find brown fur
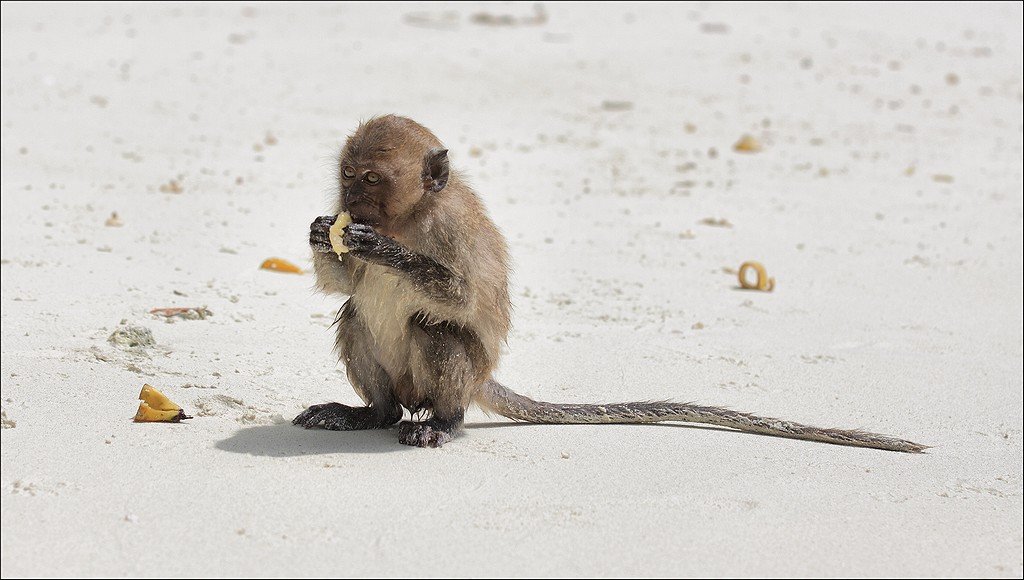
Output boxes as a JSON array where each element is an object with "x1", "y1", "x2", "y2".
[
  {"x1": 299, "y1": 115, "x2": 926, "y2": 453},
  {"x1": 303, "y1": 115, "x2": 509, "y2": 444}
]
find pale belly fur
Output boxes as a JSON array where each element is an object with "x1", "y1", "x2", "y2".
[{"x1": 350, "y1": 265, "x2": 420, "y2": 383}]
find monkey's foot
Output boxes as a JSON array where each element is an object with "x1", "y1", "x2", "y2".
[
  {"x1": 398, "y1": 420, "x2": 454, "y2": 448},
  {"x1": 293, "y1": 402, "x2": 391, "y2": 430}
]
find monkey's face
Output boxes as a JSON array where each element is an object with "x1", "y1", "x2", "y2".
[
  {"x1": 338, "y1": 146, "x2": 450, "y2": 238},
  {"x1": 337, "y1": 115, "x2": 451, "y2": 237},
  {"x1": 338, "y1": 152, "x2": 419, "y2": 237}
]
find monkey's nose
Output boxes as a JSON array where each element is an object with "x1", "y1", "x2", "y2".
[{"x1": 345, "y1": 189, "x2": 371, "y2": 210}]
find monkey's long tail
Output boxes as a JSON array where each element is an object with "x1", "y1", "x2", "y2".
[{"x1": 476, "y1": 379, "x2": 927, "y2": 453}]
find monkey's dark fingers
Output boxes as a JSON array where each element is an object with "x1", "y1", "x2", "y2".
[
  {"x1": 309, "y1": 230, "x2": 336, "y2": 253},
  {"x1": 345, "y1": 222, "x2": 376, "y2": 235},
  {"x1": 342, "y1": 226, "x2": 380, "y2": 253},
  {"x1": 398, "y1": 421, "x2": 454, "y2": 448},
  {"x1": 310, "y1": 228, "x2": 332, "y2": 244},
  {"x1": 310, "y1": 215, "x2": 336, "y2": 235},
  {"x1": 293, "y1": 402, "x2": 352, "y2": 428}
]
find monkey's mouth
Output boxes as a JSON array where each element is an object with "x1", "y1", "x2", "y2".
[{"x1": 345, "y1": 206, "x2": 384, "y2": 228}]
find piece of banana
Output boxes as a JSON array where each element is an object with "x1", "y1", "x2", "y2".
[
  {"x1": 329, "y1": 212, "x2": 353, "y2": 256},
  {"x1": 134, "y1": 384, "x2": 190, "y2": 423}
]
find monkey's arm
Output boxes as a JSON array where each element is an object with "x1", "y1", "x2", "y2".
[
  {"x1": 309, "y1": 215, "x2": 355, "y2": 296},
  {"x1": 343, "y1": 223, "x2": 467, "y2": 306}
]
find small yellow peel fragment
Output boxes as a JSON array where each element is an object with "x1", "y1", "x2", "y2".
[
  {"x1": 329, "y1": 212, "x2": 353, "y2": 255},
  {"x1": 259, "y1": 257, "x2": 304, "y2": 274},
  {"x1": 738, "y1": 261, "x2": 775, "y2": 292},
  {"x1": 733, "y1": 134, "x2": 762, "y2": 153}
]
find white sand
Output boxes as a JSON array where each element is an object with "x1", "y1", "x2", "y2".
[{"x1": 2, "y1": 2, "x2": 1021, "y2": 577}]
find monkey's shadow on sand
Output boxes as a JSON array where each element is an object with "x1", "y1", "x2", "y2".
[
  {"x1": 215, "y1": 421, "x2": 563, "y2": 457},
  {"x1": 215, "y1": 423, "x2": 410, "y2": 456},
  {"x1": 215, "y1": 422, "x2": 749, "y2": 457}
]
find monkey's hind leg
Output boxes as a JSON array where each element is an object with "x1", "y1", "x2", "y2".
[
  {"x1": 398, "y1": 318, "x2": 485, "y2": 448},
  {"x1": 294, "y1": 302, "x2": 403, "y2": 431}
]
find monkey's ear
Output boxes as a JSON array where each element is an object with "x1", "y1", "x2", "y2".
[{"x1": 422, "y1": 148, "x2": 450, "y2": 193}]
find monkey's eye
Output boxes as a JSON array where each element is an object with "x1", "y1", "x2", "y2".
[
  {"x1": 342, "y1": 166, "x2": 356, "y2": 179},
  {"x1": 365, "y1": 172, "x2": 381, "y2": 185}
]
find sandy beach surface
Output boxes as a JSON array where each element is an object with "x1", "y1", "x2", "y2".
[{"x1": 2, "y1": 2, "x2": 1021, "y2": 577}]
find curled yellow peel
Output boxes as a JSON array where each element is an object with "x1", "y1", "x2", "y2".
[
  {"x1": 259, "y1": 257, "x2": 304, "y2": 274},
  {"x1": 134, "y1": 401, "x2": 188, "y2": 423},
  {"x1": 738, "y1": 261, "x2": 775, "y2": 292},
  {"x1": 134, "y1": 385, "x2": 190, "y2": 423},
  {"x1": 329, "y1": 212, "x2": 353, "y2": 255},
  {"x1": 140, "y1": 384, "x2": 182, "y2": 411}
]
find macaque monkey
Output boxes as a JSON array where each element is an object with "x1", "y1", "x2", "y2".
[{"x1": 296, "y1": 115, "x2": 925, "y2": 452}]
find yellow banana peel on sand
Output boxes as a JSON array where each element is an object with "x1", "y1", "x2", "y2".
[
  {"x1": 738, "y1": 261, "x2": 775, "y2": 292},
  {"x1": 259, "y1": 257, "x2": 304, "y2": 274},
  {"x1": 133, "y1": 384, "x2": 191, "y2": 423}
]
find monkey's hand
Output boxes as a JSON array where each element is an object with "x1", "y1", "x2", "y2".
[
  {"x1": 309, "y1": 215, "x2": 337, "y2": 253},
  {"x1": 342, "y1": 223, "x2": 402, "y2": 265},
  {"x1": 344, "y1": 223, "x2": 468, "y2": 306}
]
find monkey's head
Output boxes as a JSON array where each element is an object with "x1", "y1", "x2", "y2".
[{"x1": 337, "y1": 115, "x2": 450, "y2": 236}]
